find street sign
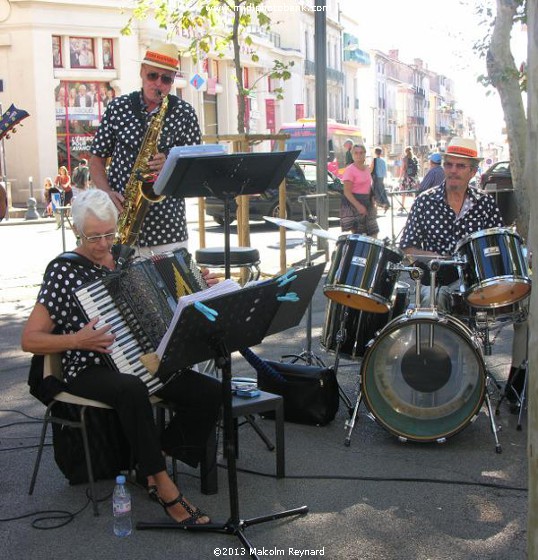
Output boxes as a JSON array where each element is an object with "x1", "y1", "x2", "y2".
[{"x1": 190, "y1": 73, "x2": 206, "y2": 90}]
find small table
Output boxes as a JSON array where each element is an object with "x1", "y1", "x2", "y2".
[{"x1": 194, "y1": 390, "x2": 285, "y2": 495}]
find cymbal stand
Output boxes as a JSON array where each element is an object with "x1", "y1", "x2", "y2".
[{"x1": 282, "y1": 196, "x2": 327, "y2": 367}]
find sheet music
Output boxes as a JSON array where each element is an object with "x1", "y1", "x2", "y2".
[
  {"x1": 156, "y1": 278, "x2": 241, "y2": 358},
  {"x1": 153, "y1": 144, "x2": 228, "y2": 195}
]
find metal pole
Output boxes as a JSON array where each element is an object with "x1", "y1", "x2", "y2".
[{"x1": 314, "y1": 1, "x2": 328, "y2": 252}]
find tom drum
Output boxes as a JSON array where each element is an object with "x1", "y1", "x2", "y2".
[
  {"x1": 324, "y1": 234, "x2": 403, "y2": 313},
  {"x1": 455, "y1": 227, "x2": 531, "y2": 308}
]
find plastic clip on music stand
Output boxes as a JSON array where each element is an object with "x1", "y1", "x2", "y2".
[
  {"x1": 137, "y1": 268, "x2": 323, "y2": 559},
  {"x1": 154, "y1": 150, "x2": 300, "y2": 279}
]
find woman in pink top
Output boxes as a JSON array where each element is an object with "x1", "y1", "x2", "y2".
[{"x1": 340, "y1": 144, "x2": 379, "y2": 237}]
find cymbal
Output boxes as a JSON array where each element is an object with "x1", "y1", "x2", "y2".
[{"x1": 264, "y1": 216, "x2": 338, "y2": 240}]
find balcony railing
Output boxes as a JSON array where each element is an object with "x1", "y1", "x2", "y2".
[{"x1": 305, "y1": 60, "x2": 344, "y2": 83}]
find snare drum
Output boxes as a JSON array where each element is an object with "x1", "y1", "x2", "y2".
[
  {"x1": 455, "y1": 227, "x2": 531, "y2": 308},
  {"x1": 361, "y1": 310, "x2": 486, "y2": 443},
  {"x1": 321, "y1": 282, "x2": 409, "y2": 360},
  {"x1": 324, "y1": 234, "x2": 403, "y2": 313}
]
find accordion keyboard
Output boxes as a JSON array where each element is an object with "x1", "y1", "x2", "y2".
[{"x1": 74, "y1": 248, "x2": 207, "y2": 394}]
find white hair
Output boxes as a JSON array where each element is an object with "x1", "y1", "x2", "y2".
[{"x1": 71, "y1": 189, "x2": 118, "y2": 230}]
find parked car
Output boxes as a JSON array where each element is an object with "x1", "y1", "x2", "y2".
[
  {"x1": 480, "y1": 161, "x2": 512, "y2": 190},
  {"x1": 479, "y1": 160, "x2": 515, "y2": 226},
  {"x1": 204, "y1": 160, "x2": 343, "y2": 225}
]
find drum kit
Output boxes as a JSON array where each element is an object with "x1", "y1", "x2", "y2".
[
  {"x1": 321, "y1": 227, "x2": 531, "y2": 453},
  {"x1": 265, "y1": 216, "x2": 531, "y2": 453}
]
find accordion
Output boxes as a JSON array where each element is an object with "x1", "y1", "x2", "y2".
[{"x1": 74, "y1": 248, "x2": 207, "y2": 394}]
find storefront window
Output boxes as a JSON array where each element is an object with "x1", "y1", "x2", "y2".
[{"x1": 55, "y1": 80, "x2": 115, "y2": 171}]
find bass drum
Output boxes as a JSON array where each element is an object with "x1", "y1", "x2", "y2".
[
  {"x1": 321, "y1": 282, "x2": 409, "y2": 360},
  {"x1": 361, "y1": 311, "x2": 486, "y2": 443}
]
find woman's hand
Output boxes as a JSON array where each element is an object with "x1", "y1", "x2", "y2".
[
  {"x1": 201, "y1": 267, "x2": 219, "y2": 287},
  {"x1": 73, "y1": 317, "x2": 115, "y2": 353},
  {"x1": 355, "y1": 202, "x2": 367, "y2": 216}
]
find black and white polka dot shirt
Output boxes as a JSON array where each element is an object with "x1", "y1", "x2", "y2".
[
  {"x1": 38, "y1": 259, "x2": 112, "y2": 381},
  {"x1": 90, "y1": 91, "x2": 201, "y2": 247},
  {"x1": 400, "y1": 182, "x2": 503, "y2": 255}
]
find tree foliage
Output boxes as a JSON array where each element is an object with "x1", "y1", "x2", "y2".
[
  {"x1": 472, "y1": 0, "x2": 529, "y2": 237},
  {"x1": 122, "y1": 0, "x2": 294, "y2": 134}
]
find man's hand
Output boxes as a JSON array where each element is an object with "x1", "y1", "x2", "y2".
[
  {"x1": 105, "y1": 190, "x2": 124, "y2": 213},
  {"x1": 148, "y1": 152, "x2": 166, "y2": 173}
]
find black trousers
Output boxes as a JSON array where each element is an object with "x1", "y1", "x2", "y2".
[{"x1": 67, "y1": 366, "x2": 222, "y2": 477}]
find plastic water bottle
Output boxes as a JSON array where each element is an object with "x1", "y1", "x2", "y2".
[{"x1": 112, "y1": 474, "x2": 132, "y2": 537}]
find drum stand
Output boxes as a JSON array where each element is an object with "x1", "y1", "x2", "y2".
[
  {"x1": 429, "y1": 262, "x2": 503, "y2": 453},
  {"x1": 342, "y1": 264, "x2": 422, "y2": 447},
  {"x1": 495, "y1": 320, "x2": 529, "y2": 431},
  {"x1": 496, "y1": 360, "x2": 528, "y2": 431},
  {"x1": 330, "y1": 306, "x2": 360, "y2": 418}
]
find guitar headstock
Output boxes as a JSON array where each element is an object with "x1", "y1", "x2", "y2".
[{"x1": 0, "y1": 104, "x2": 30, "y2": 141}]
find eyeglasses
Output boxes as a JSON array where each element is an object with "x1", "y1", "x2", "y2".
[
  {"x1": 145, "y1": 72, "x2": 175, "y2": 85},
  {"x1": 80, "y1": 231, "x2": 116, "y2": 244},
  {"x1": 443, "y1": 162, "x2": 473, "y2": 170}
]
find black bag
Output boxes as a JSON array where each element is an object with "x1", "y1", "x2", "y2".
[
  {"x1": 257, "y1": 361, "x2": 339, "y2": 426},
  {"x1": 51, "y1": 402, "x2": 131, "y2": 485}
]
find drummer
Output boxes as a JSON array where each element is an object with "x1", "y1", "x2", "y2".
[
  {"x1": 400, "y1": 136, "x2": 527, "y2": 408},
  {"x1": 400, "y1": 136, "x2": 502, "y2": 308}
]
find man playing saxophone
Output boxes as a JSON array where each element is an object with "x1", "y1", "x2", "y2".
[{"x1": 90, "y1": 41, "x2": 201, "y2": 255}]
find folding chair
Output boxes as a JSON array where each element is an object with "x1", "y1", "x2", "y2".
[{"x1": 28, "y1": 354, "x2": 116, "y2": 516}]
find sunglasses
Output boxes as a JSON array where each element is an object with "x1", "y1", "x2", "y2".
[
  {"x1": 145, "y1": 71, "x2": 175, "y2": 85},
  {"x1": 443, "y1": 162, "x2": 472, "y2": 170},
  {"x1": 80, "y1": 231, "x2": 116, "y2": 244}
]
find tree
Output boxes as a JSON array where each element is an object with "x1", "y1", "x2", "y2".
[
  {"x1": 123, "y1": 0, "x2": 294, "y2": 134},
  {"x1": 475, "y1": 0, "x2": 529, "y2": 237}
]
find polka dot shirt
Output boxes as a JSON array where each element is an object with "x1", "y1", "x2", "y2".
[
  {"x1": 400, "y1": 182, "x2": 504, "y2": 255},
  {"x1": 38, "y1": 259, "x2": 110, "y2": 381},
  {"x1": 90, "y1": 92, "x2": 201, "y2": 247}
]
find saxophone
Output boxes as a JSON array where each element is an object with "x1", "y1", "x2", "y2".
[{"x1": 116, "y1": 93, "x2": 169, "y2": 246}]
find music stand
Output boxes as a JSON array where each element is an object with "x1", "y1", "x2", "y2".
[
  {"x1": 137, "y1": 274, "x2": 316, "y2": 558},
  {"x1": 155, "y1": 151, "x2": 300, "y2": 278}
]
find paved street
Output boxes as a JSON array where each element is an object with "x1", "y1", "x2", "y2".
[{"x1": 0, "y1": 198, "x2": 528, "y2": 559}]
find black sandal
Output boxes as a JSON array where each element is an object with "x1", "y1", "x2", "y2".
[{"x1": 157, "y1": 492, "x2": 210, "y2": 525}]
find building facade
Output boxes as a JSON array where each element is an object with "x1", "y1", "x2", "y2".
[{"x1": 0, "y1": 0, "x2": 475, "y2": 206}]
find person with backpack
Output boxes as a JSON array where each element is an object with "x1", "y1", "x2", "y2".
[{"x1": 72, "y1": 158, "x2": 90, "y2": 197}]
